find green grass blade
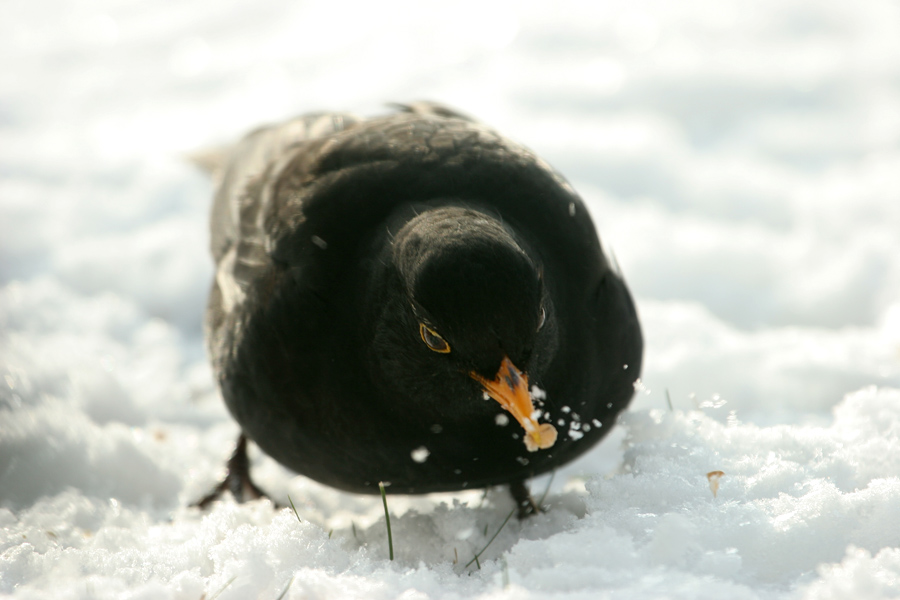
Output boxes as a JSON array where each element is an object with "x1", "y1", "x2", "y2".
[
  {"x1": 466, "y1": 507, "x2": 515, "y2": 569},
  {"x1": 379, "y1": 481, "x2": 394, "y2": 561},
  {"x1": 207, "y1": 575, "x2": 237, "y2": 600},
  {"x1": 287, "y1": 494, "x2": 302, "y2": 523},
  {"x1": 275, "y1": 576, "x2": 294, "y2": 600}
]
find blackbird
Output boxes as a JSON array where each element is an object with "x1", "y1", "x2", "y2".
[{"x1": 196, "y1": 102, "x2": 642, "y2": 516}]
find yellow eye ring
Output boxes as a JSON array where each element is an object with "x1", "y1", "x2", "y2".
[{"x1": 419, "y1": 323, "x2": 451, "y2": 353}]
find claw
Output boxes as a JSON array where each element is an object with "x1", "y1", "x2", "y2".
[
  {"x1": 509, "y1": 479, "x2": 543, "y2": 519},
  {"x1": 193, "y1": 434, "x2": 280, "y2": 509}
]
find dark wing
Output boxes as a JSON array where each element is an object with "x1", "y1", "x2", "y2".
[
  {"x1": 209, "y1": 113, "x2": 359, "y2": 274},
  {"x1": 205, "y1": 112, "x2": 359, "y2": 370}
]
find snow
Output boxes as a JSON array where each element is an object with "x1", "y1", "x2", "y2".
[{"x1": 2, "y1": 0, "x2": 900, "y2": 597}]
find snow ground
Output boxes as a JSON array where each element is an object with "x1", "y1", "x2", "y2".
[{"x1": 2, "y1": 0, "x2": 900, "y2": 597}]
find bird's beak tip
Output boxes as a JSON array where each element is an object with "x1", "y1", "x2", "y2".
[{"x1": 470, "y1": 356, "x2": 558, "y2": 451}]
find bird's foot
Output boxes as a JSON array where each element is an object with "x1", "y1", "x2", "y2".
[
  {"x1": 509, "y1": 479, "x2": 544, "y2": 519},
  {"x1": 193, "y1": 434, "x2": 280, "y2": 509}
]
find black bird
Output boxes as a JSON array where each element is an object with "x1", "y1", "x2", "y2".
[{"x1": 196, "y1": 103, "x2": 642, "y2": 516}]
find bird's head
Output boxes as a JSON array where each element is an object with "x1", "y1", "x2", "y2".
[{"x1": 368, "y1": 206, "x2": 558, "y2": 452}]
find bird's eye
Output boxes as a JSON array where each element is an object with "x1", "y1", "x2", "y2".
[
  {"x1": 537, "y1": 306, "x2": 547, "y2": 331},
  {"x1": 420, "y1": 323, "x2": 451, "y2": 353}
]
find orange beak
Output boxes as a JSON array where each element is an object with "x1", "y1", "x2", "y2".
[{"x1": 470, "y1": 356, "x2": 558, "y2": 452}]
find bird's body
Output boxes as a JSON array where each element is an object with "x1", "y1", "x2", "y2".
[{"x1": 203, "y1": 104, "x2": 642, "y2": 503}]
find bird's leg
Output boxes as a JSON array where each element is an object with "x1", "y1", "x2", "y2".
[
  {"x1": 193, "y1": 434, "x2": 278, "y2": 509},
  {"x1": 508, "y1": 479, "x2": 542, "y2": 519}
]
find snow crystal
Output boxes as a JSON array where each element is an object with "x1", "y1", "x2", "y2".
[{"x1": 410, "y1": 446, "x2": 430, "y2": 463}]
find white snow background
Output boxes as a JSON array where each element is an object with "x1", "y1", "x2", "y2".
[{"x1": 3, "y1": 0, "x2": 900, "y2": 597}]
